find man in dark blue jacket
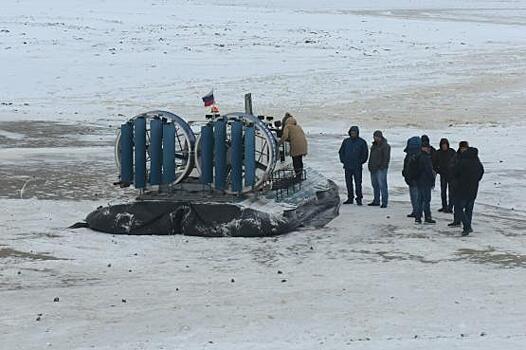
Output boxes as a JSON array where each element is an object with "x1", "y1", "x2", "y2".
[
  {"x1": 339, "y1": 126, "x2": 368, "y2": 205},
  {"x1": 415, "y1": 142, "x2": 436, "y2": 224}
]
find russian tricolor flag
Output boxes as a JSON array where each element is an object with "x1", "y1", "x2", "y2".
[{"x1": 202, "y1": 90, "x2": 215, "y2": 107}]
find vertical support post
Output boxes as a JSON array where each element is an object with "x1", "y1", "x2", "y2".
[
  {"x1": 244, "y1": 124, "x2": 256, "y2": 187},
  {"x1": 120, "y1": 121, "x2": 134, "y2": 184},
  {"x1": 231, "y1": 120, "x2": 243, "y2": 193},
  {"x1": 162, "y1": 121, "x2": 176, "y2": 184},
  {"x1": 244, "y1": 93, "x2": 253, "y2": 115},
  {"x1": 134, "y1": 116, "x2": 147, "y2": 189},
  {"x1": 149, "y1": 117, "x2": 162, "y2": 185},
  {"x1": 200, "y1": 124, "x2": 214, "y2": 184},
  {"x1": 214, "y1": 119, "x2": 226, "y2": 191}
]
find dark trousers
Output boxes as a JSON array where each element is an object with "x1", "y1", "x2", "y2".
[
  {"x1": 440, "y1": 175, "x2": 453, "y2": 210},
  {"x1": 344, "y1": 168, "x2": 363, "y2": 200},
  {"x1": 457, "y1": 198, "x2": 475, "y2": 230},
  {"x1": 292, "y1": 156, "x2": 303, "y2": 177},
  {"x1": 415, "y1": 185, "x2": 432, "y2": 220}
]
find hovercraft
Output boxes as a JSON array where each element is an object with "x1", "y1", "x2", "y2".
[{"x1": 79, "y1": 107, "x2": 340, "y2": 237}]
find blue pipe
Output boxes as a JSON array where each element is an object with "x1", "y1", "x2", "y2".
[
  {"x1": 214, "y1": 119, "x2": 227, "y2": 190},
  {"x1": 119, "y1": 121, "x2": 134, "y2": 184},
  {"x1": 149, "y1": 117, "x2": 163, "y2": 185},
  {"x1": 244, "y1": 125, "x2": 256, "y2": 187},
  {"x1": 200, "y1": 124, "x2": 214, "y2": 184},
  {"x1": 134, "y1": 116, "x2": 147, "y2": 189},
  {"x1": 231, "y1": 121, "x2": 243, "y2": 193},
  {"x1": 162, "y1": 121, "x2": 176, "y2": 184}
]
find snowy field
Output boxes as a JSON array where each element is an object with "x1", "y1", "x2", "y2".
[{"x1": 1, "y1": 0, "x2": 526, "y2": 349}]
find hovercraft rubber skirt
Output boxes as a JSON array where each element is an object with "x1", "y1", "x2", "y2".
[{"x1": 83, "y1": 179, "x2": 340, "y2": 237}]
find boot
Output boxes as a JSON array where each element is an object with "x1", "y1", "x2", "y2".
[
  {"x1": 415, "y1": 218, "x2": 422, "y2": 224},
  {"x1": 368, "y1": 202, "x2": 380, "y2": 207},
  {"x1": 407, "y1": 213, "x2": 415, "y2": 218},
  {"x1": 461, "y1": 227, "x2": 473, "y2": 236},
  {"x1": 343, "y1": 198, "x2": 353, "y2": 205},
  {"x1": 438, "y1": 208, "x2": 445, "y2": 212},
  {"x1": 448, "y1": 222, "x2": 461, "y2": 227},
  {"x1": 356, "y1": 198, "x2": 362, "y2": 206},
  {"x1": 424, "y1": 217, "x2": 436, "y2": 224}
]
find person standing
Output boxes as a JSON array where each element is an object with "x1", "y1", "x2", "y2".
[
  {"x1": 448, "y1": 141, "x2": 469, "y2": 227},
  {"x1": 452, "y1": 146, "x2": 484, "y2": 236},
  {"x1": 402, "y1": 136, "x2": 422, "y2": 217},
  {"x1": 339, "y1": 126, "x2": 369, "y2": 205},
  {"x1": 421, "y1": 134, "x2": 436, "y2": 156},
  {"x1": 415, "y1": 143, "x2": 436, "y2": 224},
  {"x1": 434, "y1": 138, "x2": 456, "y2": 213},
  {"x1": 368, "y1": 130, "x2": 390, "y2": 208},
  {"x1": 280, "y1": 113, "x2": 308, "y2": 179}
]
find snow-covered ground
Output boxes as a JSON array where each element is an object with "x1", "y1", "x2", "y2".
[{"x1": 1, "y1": 1, "x2": 525, "y2": 349}]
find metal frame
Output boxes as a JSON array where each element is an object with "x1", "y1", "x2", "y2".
[{"x1": 114, "y1": 110, "x2": 196, "y2": 187}]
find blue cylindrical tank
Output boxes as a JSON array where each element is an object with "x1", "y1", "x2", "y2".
[
  {"x1": 134, "y1": 116, "x2": 147, "y2": 189},
  {"x1": 149, "y1": 117, "x2": 163, "y2": 185},
  {"x1": 231, "y1": 121, "x2": 243, "y2": 193},
  {"x1": 162, "y1": 121, "x2": 176, "y2": 184},
  {"x1": 244, "y1": 125, "x2": 256, "y2": 187},
  {"x1": 214, "y1": 119, "x2": 227, "y2": 190},
  {"x1": 200, "y1": 124, "x2": 214, "y2": 184},
  {"x1": 120, "y1": 121, "x2": 134, "y2": 184}
]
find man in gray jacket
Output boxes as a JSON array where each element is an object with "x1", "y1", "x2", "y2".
[{"x1": 368, "y1": 130, "x2": 391, "y2": 208}]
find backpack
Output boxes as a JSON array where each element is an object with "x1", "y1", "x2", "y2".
[{"x1": 405, "y1": 153, "x2": 420, "y2": 182}]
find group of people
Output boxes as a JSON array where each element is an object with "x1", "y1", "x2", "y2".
[
  {"x1": 338, "y1": 127, "x2": 484, "y2": 236},
  {"x1": 402, "y1": 136, "x2": 484, "y2": 235},
  {"x1": 278, "y1": 114, "x2": 485, "y2": 236}
]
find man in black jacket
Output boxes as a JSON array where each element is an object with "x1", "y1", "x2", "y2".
[
  {"x1": 448, "y1": 141, "x2": 468, "y2": 227},
  {"x1": 368, "y1": 130, "x2": 391, "y2": 208},
  {"x1": 434, "y1": 138, "x2": 456, "y2": 213},
  {"x1": 453, "y1": 146, "x2": 484, "y2": 236}
]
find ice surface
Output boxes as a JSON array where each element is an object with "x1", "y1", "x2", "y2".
[{"x1": 1, "y1": 0, "x2": 526, "y2": 349}]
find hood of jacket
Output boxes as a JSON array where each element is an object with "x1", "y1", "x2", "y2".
[
  {"x1": 439, "y1": 138, "x2": 450, "y2": 148},
  {"x1": 285, "y1": 116, "x2": 297, "y2": 126},
  {"x1": 348, "y1": 125, "x2": 359, "y2": 137},
  {"x1": 462, "y1": 147, "x2": 479, "y2": 159},
  {"x1": 404, "y1": 136, "x2": 421, "y2": 154}
]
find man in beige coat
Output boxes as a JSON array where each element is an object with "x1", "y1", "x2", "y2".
[{"x1": 280, "y1": 113, "x2": 308, "y2": 178}]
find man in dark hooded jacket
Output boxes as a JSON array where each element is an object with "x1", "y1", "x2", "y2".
[
  {"x1": 434, "y1": 138, "x2": 456, "y2": 213},
  {"x1": 368, "y1": 130, "x2": 390, "y2": 208},
  {"x1": 448, "y1": 141, "x2": 469, "y2": 227},
  {"x1": 452, "y1": 146, "x2": 484, "y2": 236},
  {"x1": 402, "y1": 136, "x2": 421, "y2": 217},
  {"x1": 415, "y1": 143, "x2": 436, "y2": 224},
  {"x1": 339, "y1": 126, "x2": 368, "y2": 205}
]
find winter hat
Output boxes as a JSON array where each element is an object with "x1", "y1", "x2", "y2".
[
  {"x1": 459, "y1": 141, "x2": 469, "y2": 148},
  {"x1": 439, "y1": 138, "x2": 450, "y2": 147},
  {"x1": 373, "y1": 130, "x2": 383, "y2": 138},
  {"x1": 404, "y1": 136, "x2": 421, "y2": 153}
]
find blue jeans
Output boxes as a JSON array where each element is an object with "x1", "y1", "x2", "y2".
[
  {"x1": 409, "y1": 185, "x2": 419, "y2": 215},
  {"x1": 344, "y1": 168, "x2": 363, "y2": 200},
  {"x1": 415, "y1": 185, "x2": 432, "y2": 220},
  {"x1": 457, "y1": 198, "x2": 475, "y2": 230},
  {"x1": 370, "y1": 168, "x2": 388, "y2": 206}
]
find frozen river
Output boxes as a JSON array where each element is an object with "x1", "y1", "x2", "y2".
[{"x1": 1, "y1": 1, "x2": 526, "y2": 349}]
